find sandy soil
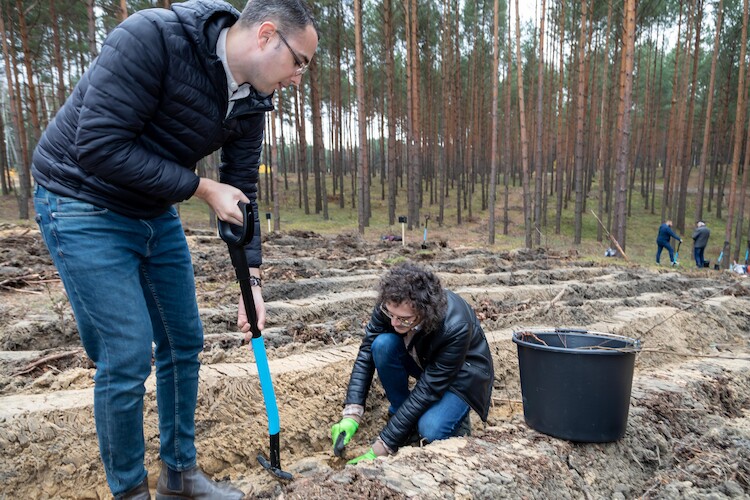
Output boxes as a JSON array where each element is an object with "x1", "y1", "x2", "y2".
[{"x1": 0, "y1": 223, "x2": 749, "y2": 499}]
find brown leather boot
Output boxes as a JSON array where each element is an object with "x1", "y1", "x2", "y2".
[
  {"x1": 155, "y1": 465, "x2": 244, "y2": 500},
  {"x1": 114, "y1": 477, "x2": 150, "y2": 500}
]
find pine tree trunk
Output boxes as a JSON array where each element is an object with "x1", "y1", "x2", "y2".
[
  {"x1": 573, "y1": 0, "x2": 588, "y2": 244},
  {"x1": 514, "y1": 0, "x2": 532, "y2": 248},
  {"x1": 696, "y1": 0, "x2": 723, "y2": 222},
  {"x1": 488, "y1": 0, "x2": 500, "y2": 244},
  {"x1": 86, "y1": 0, "x2": 97, "y2": 58},
  {"x1": 310, "y1": 57, "x2": 328, "y2": 220},
  {"x1": 384, "y1": 0, "x2": 396, "y2": 225},
  {"x1": 596, "y1": 0, "x2": 613, "y2": 243},
  {"x1": 554, "y1": 0, "x2": 566, "y2": 235},
  {"x1": 612, "y1": 0, "x2": 637, "y2": 253},
  {"x1": 272, "y1": 97, "x2": 281, "y2": 231},
  {"x1": 723, "y1": 0, "x2": 749, "y2": 266},
  {"x1": 675, "y1": 0, "x2": 698, "y2": 233},
  {"x1": 354, "y1": 0, "x2": 367, "y2": 234},
  {"x1": 0, "y1": 2, "x2": 23, "y2": 199},
  {"x1": 533, "y1": 0, "x2": 546, "y2": 245}
]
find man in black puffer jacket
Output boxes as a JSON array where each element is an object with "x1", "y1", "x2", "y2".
[
  {"x1": 31, "y1": 1, "x2": 318, "y2": 498},
  {"x1": 331, "y1": 262, "x2": 495, "y2": 463}
]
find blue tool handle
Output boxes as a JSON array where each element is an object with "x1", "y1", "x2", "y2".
[{"x1": 252, "y1": 336, "x2": 280, "y2": 435}]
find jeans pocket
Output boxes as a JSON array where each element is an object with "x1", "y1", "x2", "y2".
[{"x1": 53, "y1": 197, "x2": 109, "y2": 217}]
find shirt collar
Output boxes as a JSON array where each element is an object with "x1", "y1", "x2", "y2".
[{"x1": 217, "y1": 28, "x2": 251, "y2": 102}]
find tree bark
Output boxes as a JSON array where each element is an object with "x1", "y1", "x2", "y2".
[
  {"x1": 488, "y1": 0, "x2": 500, "y2": 244},
  {"x1": 723, "y1": 0, "x2": 749, "y2": 267},
  {"x1": 514, "y1": 0, "x2": 532, "y2": 248},
  {"x1": 573, "y1": 0, "x2": 588, "y2": 245},
  {"x1": 612, "y1": 0, "x2": 637, "y2": 253},
  {"x1": 354, "y1": 0, "x2": 367, "y2": 234},
  {"x1": 596, "y1": 0, "x2": 613, "y2": 243},
  {"x1": 695, "y1": 0, "x2": 723, "y2": 223},
  {"x1": 87, "y1": 0, "x2": 97, "y2": 58},
  {"x1": 533, "y1": 0, "x2": 546, "y2": 245}
]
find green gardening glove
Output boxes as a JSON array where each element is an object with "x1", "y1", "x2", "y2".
[
  {"x1": 347, "y1": 448, "x2": 377, "y2": 465},
  {"x1": 331, "y1": 418, "x2": 359, "y2": 456}
]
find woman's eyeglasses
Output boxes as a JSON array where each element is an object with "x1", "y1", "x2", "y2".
[{"x1": 380, "y1": 303, "x2": 418, "y2": 327}]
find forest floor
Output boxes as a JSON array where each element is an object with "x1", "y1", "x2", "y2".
[{"x1": 0, "y1": 203, "x2": 749, "y2": 499}]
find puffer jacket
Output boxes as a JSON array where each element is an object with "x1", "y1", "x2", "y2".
[
  {"x1": 31, "y1": 0, "x2": 271, "y2": 266},
  {"x1": 344, "y1": 290, "x2": 495, "y2": 451}
]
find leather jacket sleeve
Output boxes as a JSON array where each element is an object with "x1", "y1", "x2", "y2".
[{"x1": 379, "y1": 314, "x2": 472, "y2": 450}]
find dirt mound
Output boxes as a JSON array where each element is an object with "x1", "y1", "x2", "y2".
[{"x1": 0, "y1": 225, "x2": 748, "y2": 499}]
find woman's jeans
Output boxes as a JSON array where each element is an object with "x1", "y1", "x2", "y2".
[
  {"x1": 371, "y1": 333, "x2": 470, "y2": 442},
  {"x1": 34, "y1": 185, "x2": 203, "y2": 495}
]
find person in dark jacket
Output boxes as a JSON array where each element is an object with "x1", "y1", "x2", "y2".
[
  {"x1": 330, "y1": 263, "x2": 494, "y2": 463},
  {"x1": 656, "y1": 220, "x2": 682, "y2": 265},
  {"x1": 692, "y1": 221, "x2": 711, "y2": 268},
  {"x1": 31, "y1": 1, "x2": 318, "y2": 498}
]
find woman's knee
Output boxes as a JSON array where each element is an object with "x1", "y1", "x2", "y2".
[
  {"x1": 371, "y1": 333, "x2": 404, "y2": 361},
  {"x1": 417, "y1": 418, "x2": 452, "y2": 443}
]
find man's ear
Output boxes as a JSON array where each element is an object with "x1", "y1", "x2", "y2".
[{"x1": 257, "y1": 21, "x2": 277, "y2": 50}]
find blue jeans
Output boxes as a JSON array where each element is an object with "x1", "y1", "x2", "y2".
[
  {"x1": 371, "y1": 333, "x2": 470, "y2": 442},
  {"x1": 656, "y1": 242, "x2": 674, "y2": 264},
  {"x1": 694, "y1": 247, "x2": 706, "y2": 268},
  {"x1": 34, "y1": 185, "x2": 203, "y2": 495}
]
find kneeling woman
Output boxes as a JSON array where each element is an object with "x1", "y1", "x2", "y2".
[{"x1": 331, "y1": 262, "x2": 495, "y2": 462}]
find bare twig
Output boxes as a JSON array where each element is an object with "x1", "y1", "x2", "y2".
[
  {"x1": 517, "y1": 331, "x2": 549, "y2": 346},
  {"x1": 12, "y1": 349, "x2": 84, "y2": 376}
]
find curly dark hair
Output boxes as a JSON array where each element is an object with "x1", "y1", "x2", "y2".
[{"x1": 378, "y1": 262, "x2": 447, "y2": 333}]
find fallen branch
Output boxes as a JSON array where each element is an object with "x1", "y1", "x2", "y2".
[
  {"x1": 12, "y1": 348, "x2": 84, "y2": 376},
  {"x1": 591, "y1": 209, "x2": 628, "y2": 261},
  {"x1": 543, "y1": 285, "x2": 568, "y2": 313}
]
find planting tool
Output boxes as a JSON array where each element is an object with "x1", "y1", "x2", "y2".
[
  {"x1": 219, "y1": 202, "x2": 293, "y2": 481},
  {"x1": 715, "y1": 242, "x2": 728, "y2": 270},
  {"x1": 333, "y1": 432, "x2": 346, "y2": 457},
  {"x1": 672, "y1": 240, "x2": 681, "y2": 267},
  {"x1": 421, "y1": 215, "x2": 430, "y2": 249}
]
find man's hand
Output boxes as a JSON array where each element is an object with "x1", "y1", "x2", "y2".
[
  {"x1": 330, "y1": 417, "x2": 359, "y2": 452},
  {"x1": 347, "y1": 448, "x2": 377, "y2": 465},
  {"x1": 194, "y1": 178, "x2": 249, "y2": 226},
  {"x1": 238, "y1": 282, "x2": 265, "y2": 342}
]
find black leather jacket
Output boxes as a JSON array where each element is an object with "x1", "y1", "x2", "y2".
[
  {"x1": 31, "y1": 0, "x2": 271, "y2": 266},
  {"x1": 344, "y1": 290, "x2": 494, "y2": 451}
]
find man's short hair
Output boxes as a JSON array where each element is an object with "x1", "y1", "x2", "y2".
[{"x1": 240, "y1": 0, "x2": 319, "y2": 37}]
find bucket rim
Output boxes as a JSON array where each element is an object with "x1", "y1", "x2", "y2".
[{"x1": 512, "y1": 327, "x2": 642, "y2": 354}]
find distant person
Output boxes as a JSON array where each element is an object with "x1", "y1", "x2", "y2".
[
  {"x1": 31, "y1": 0, "x2": 318, "y2": 498},
  {"x1": 330, "y1": 262, "x2": 494, "y2": 463},
  {"x1": 656, "y1": 220, "x2": 682, "y2": 266},
  {"x1": 691, "y1": 221, "x2": 710, "y2": 268}
]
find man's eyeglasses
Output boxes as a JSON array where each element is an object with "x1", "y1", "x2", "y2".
[
  {"x1": 277, "y1": 31, "x2": 309, "y2": 76},
  {"x1": 380, "y1": 303, "x2": 418, "y2": 328}
]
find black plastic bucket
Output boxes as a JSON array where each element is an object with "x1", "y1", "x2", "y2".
[{"x1": 512, "y1": 328, "x2": 641, "y2": 442}]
